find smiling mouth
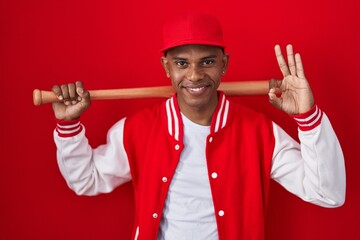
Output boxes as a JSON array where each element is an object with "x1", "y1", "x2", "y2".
[
  {"x1": 187, "y1": 86, "x2": 206, "y2": 92},
  {"x1": 183, "y1": 85, "x2": 211, "y2": 94}
]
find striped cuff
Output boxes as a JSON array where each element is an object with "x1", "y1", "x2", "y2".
[
  {"x1": 56, "y1": 119, "x2": 83, "y2": 137},
  {"x1": 292, "y1": 105, "x2": 323, "y2": 131}
]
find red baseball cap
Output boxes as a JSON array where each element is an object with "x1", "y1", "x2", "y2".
[{"x1": 161, "y1": 12, "x2": 225, "y2": 53}]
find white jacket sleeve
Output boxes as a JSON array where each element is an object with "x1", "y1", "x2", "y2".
[
  {"x1": 271, "y1": 106, "x2": 346, "y2": 207},
  {"x1": 54, "y1": 118, "x2": 131, "y2": 196}
]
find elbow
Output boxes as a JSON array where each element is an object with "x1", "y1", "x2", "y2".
[
  {"x1": 66, "y1": 178, "x2": 99, "y2": 196},
  {"x1": 68, "y1": 183, "x2": 91, "y2": 196},
  {"x1": 329, "y1": 194, "x2": 346, "y2": 208},
  {"x1": 72, "y1": 187, "x2": 93, "y2": 196},
  {"x1": 327, "y1": 181, "x2": 347, "y2": 208},
  {"x1": 303, "y1": 187, "x2": 346, "y2": 208},
  {"x1": 71, "y1": 185, "x2": 99, "y2": 196},
  {"x1": 317, "y1": 191, "x2": 346, "y2": 208},
  {"x1": 309, "y1": 196, "x2": 345, "y2": 208},
  {"x1": 325, "y1": 199, "x2": 345, "y2": 208}
]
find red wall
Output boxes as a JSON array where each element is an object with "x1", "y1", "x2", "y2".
[{"x1": 1, "y1": 0, "x2": 359, "y2": 239}]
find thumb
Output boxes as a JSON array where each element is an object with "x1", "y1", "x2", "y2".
[
  {"x1": 77, "y1": 86, "x2": 90, "y2": 99},
  {"x1": 75, "y1": 81, "x2": 91, "y2": 113},
  {"x1": 268, "y1": 88, "x2": 283, "y2": 110},
  {"x1": 75, "y1": 81, "x2": 90, "y2": 102}
]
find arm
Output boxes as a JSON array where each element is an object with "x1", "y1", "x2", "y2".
[
  {"x1": 268, "y1": 45, "x2": 346, "y2": 207},
  {"x1": 52, "y1": 82, "x2": 131, "y2": 196},
  {"x1": 54, "y1": 118, "x2": 131, "y2": 196},
  {"x1": 271, "y1": 107, "x2": 345, "y2": 207}
]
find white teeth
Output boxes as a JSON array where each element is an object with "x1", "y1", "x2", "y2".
[{"x1": 189, "y1": 87, "x2": 204, "y2": 92}]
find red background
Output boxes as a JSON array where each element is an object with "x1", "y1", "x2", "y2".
[{"x1": 1, "y1": 0, "x2": 359, "y2": 239}]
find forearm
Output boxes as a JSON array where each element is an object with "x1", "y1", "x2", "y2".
[
  {"x1": 297, "y1": 113, "x2": 345, "y2": 206},
  {"x1": 271, "y1": 106, "x2": 346, "y2": 207},
  {"x1": 54, "y1": 118, "x2": 132, "y2": 196}
]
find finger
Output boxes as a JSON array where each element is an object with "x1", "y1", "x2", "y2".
[
  {"x1": 269, "y1": 86, "x2": 282, "y2": 97},
  {"x1": 75, "y1": 81, "x2": 83, "y2": 101},
  {"x1": 76, "y1": 80, "x2": 84, "y2": 88},
  {"x1": 76, "y1": 81, "x2": 91, "y2": 104},
  {"x1": 75, "y1": 81, "x2": 85, "y2": 94},
  {"x1": 60, "y1": 84, "x2": 71, "y2": 105},
  {"x1": 295, "y1": 53, "x2": 306, "y2": 79},
  {"x1": 268, "y1": 91, "x2": 283, "y2": 110},
  {"x1": 275, "y1": 45, "x2": 290, "y2": 77},
  {"x1": 52, "y1": 85, "x2": 63, "y2": 101},
  {"x1": 286, "y1": 44, "x2": 296, "y2": 76},
  {"x1": 68, "y1": 83, "x2": 77, "y2": 104},
  {"x1": 76, "y1": 81, "x2": 85, "y2": 99},
  {"x1": 269, "y1": 78, "x2": 282, "y2": 90}
]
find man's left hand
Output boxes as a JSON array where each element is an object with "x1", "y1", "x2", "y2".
[{"x1": 269, "y1": 44, "x2": 315, "y2": 115}]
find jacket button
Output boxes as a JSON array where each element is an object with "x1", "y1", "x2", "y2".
[
  {"x1": 162, "y1": 177, "x2": 168, "y2": 182},
  {"x1": 153, "y1": 213, "x2": 158, "y2": 218},
  {"x1": 211, "y1": 172, "x2": 218, "y2": 179},
  {"x1": 218, "y1": 210, "x2": 225, "y2": 217},
  {"x1": 209, "y1": 137, "x2": 213, "y2": 143},
  {"x1": 175, "y1": 144, "x2": 180, "y2": 150}
]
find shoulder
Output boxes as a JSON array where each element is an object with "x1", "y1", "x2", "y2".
[
  {"x1": 123, "y1": 100, "x2": 168, "y2": 133},
  {"x1": 122, "y1": 100, "x2": 169, "y2": 148},
  {"x1": 226, "y1": 99, "x2": 274, "y2": 132},
  {"x1": 225, "y1": 100, "x2": 276, "y2": 147},
  {"x1": 229, "y1": 99, "x2": 269, "y2": 121},
  {"x1": 126, "y1": 100, "x2": 164, "y2": 121}
]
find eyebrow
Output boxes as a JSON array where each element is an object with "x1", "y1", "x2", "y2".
[{"x1": 171, "y1": 55, "x2": 218, "y2": 61}]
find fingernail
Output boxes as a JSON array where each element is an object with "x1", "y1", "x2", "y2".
[
  {"x1": 78, "y1": 88, "x2": 84, "y2": 94},
  {"x1": 58, "y1": 96, "x2": 63, "y2": 100},
  {"x1": 72, "y1": 100, "x2": 77, "y2": 105}
]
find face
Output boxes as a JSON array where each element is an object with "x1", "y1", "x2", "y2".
[{"x1": 161, "y1": 44, "x2": 229, "y2": 114}]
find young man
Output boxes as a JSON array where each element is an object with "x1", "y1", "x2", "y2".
[{"x1": 52, "y1": 13, "x2": 345, "y2": 240}]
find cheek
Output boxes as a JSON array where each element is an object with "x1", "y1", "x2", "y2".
[
  {"x1": 169, "y1": 69, "x2": 185, "y2": 85},
  {"x1": 170, "y1": 71, "x2": 184, "y2": 79},
  {"x1": 209, "y1": 69, "x2": 223, "y2": 82}
]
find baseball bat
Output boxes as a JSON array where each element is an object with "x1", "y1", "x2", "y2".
[{"x1": 33, "y1": 80, "x2": 269, "y2": 106}]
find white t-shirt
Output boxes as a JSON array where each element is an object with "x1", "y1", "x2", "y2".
[{"x1": 158, "y1": 114, "x2": 218, "y2": 240}]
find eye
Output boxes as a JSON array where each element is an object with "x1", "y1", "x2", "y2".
[
  {"x1": 202, "y1": 59, "x2": 215, "y2": 66},
  {"x1": 175, "y1": 60, "x2": 188, "y2": 68}
]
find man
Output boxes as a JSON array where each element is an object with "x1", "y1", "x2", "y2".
[{"x1": 52, "y1": 12, "x2": 345, "y2": 240}]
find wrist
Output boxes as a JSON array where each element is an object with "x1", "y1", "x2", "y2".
[
  {"x1": 292, "y1": 104, "x2": 323, "y2": 131},
  {"x1": 55, "y1": 118, "x2": 82, "y2": 137}
]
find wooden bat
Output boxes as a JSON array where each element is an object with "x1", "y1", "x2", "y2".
[{"x1": 33, "y1": 80, "x2": 269, "y2": 106}]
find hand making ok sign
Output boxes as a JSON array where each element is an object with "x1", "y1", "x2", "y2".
[{"x1": 269, "y1": 44, "x2": 315, "y2": 115}]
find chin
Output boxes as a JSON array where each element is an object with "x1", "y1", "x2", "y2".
[{"x1": 179, "y1": 91, "x2": 218, "y2": 110}]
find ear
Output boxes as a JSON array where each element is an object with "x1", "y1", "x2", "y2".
[
  {"x1": 161, "y1": 56, "x2": 171, "y2": 78},
  {"x1": 222, "y1": 53, "x2": 230, "y2": 75}
]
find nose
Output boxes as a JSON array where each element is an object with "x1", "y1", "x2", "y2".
[{"x1": 186, "y1": 65, "x2": 204, "y2": 82}]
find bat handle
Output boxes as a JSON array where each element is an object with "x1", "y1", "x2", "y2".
[{"x1": 33, "y1": 89, "x2": 59, "y2": 106}]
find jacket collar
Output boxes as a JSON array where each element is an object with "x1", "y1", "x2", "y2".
[{"x1": 164, "y1": 91, "x2": 230, "y2": 141}]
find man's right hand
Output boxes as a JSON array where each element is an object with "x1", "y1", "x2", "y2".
[{"x1": 52, "y1": 81, "x2": 91, "y2": 120}]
